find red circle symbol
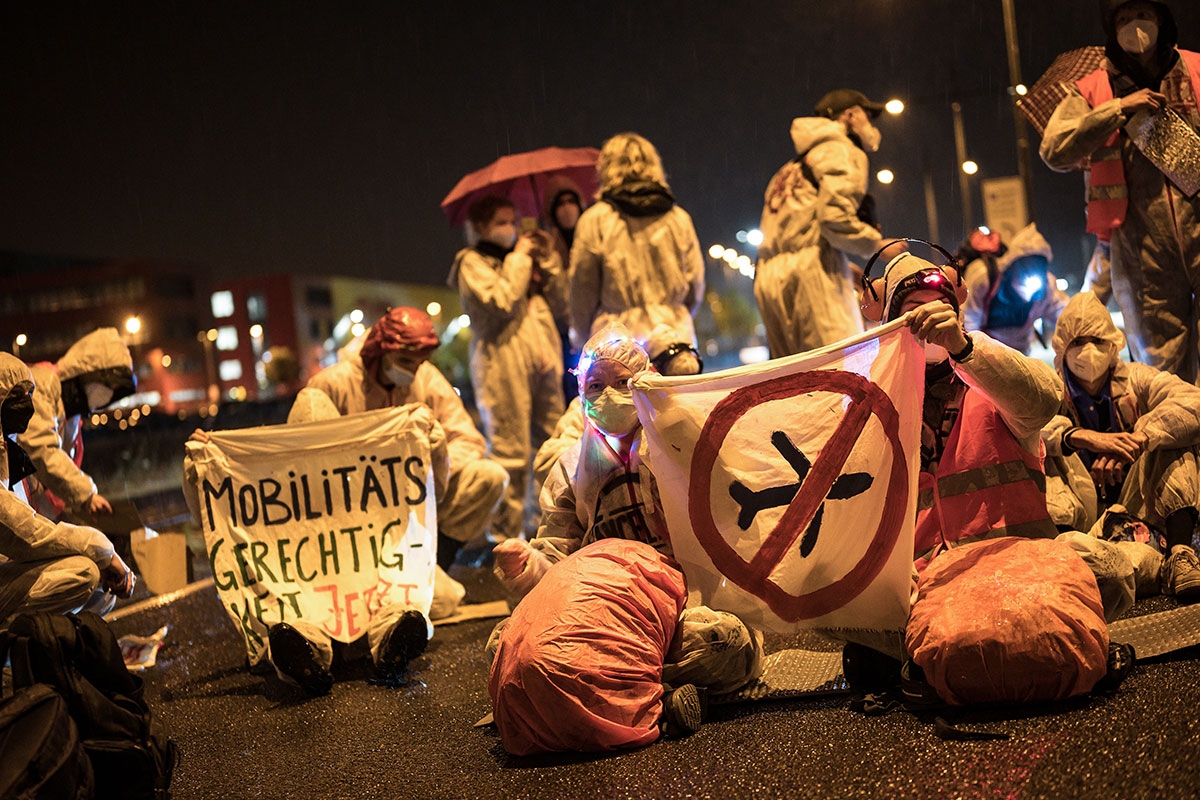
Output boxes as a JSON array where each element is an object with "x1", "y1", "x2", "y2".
[{"x1": 686, "y1": 369, "x2": 908, "y2": 621}]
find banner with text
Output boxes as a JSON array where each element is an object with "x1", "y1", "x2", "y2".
[
  {"x1": 632, "y1": 318, "x2": 924, "y2": 635},
  {"x1": 185, "y1": 405, "x2": 439, "y2": 663}
]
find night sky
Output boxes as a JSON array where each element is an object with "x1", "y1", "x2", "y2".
[{"x1": 3, "y1": 1, "x2": 1197, "y2": 290}]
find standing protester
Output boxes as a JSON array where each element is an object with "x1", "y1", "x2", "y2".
[
  {"x1": 449, "y1": 195, "x2": 568, "y2": 540},
  {"x1": 1, "y1": 353, "x2": 134, "y2": 622},
  {"x1": 755, "y1": 89, "x2": 899, "y2": 357},
  {"x1": 1040, "y1": 0, "x2": 1200, "y2": 382},
  {"x1": 569, "y1": 132, "x2": 705, "y2": 350},
  {"x1": 305, "y1": 307, "x2": 508, "y2": 569},
  {"x1": 543, "y1": 175, "x2": 587, "y2": 403},
  {"x1": 18, "y1": 327, "x2": 137, "y2": 523},
  {"x1": 1042, "y1": 291, "x2": 1200, "y2": 600},
  {"x1": 959, "y1": 223, "x2": 1069, "y2": 356}
]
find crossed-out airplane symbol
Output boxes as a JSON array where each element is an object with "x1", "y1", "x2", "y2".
[{"x1": 728, "y1": 430, "x2": 874, "y2": 557}]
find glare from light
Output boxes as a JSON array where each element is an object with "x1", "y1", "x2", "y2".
[
  {"x1": 161, "y1": 354, "x2": 172, "y2": 368},
  {"x1": 130, "y1": 409, "x2": 141, "y2": 422},
  {"x1": 708, "y1": 244, "x2": 725, "y2": 259},
  {"x1": 458, "y1": 314, "x2": 471, "y2": 328},
  {"x1": 739, "y1": 264, "x2": 756, "y2": 278},
  {"x1": 125, "y1": 316, "x2": 142, "y2": 335},
  {"x1": 249, "y1": 324, "x2": 263, "y2": 339},
  {"x1": 99, "y1": 414, "x2": 108, "y2": 425},
  {"x1": 350, "y1": 309, "x2": 364, "y2": 323},
  {"x1": 1017, "y1": 273, "x2": 1046, "y2": 302},
  {"x1": 142, "y1": 404, "x2": 151, "y2": 415},
  {"x1": 885, "y1": 99, "x2": 905, "y2": 115},
  {"x1": 978, "y1": 226, "x2": 991, "y2": 235},
  {"x1": 1015, "y1": 84, "x2": 1028, "y2": 96},
  {"x1": 426, "y1": 301, "x2": 442, "y2": 316},
  {"x1": 722, "y1": 247, "x2": 738, "y2": 263},
  {"x1": 15, "y1": 333, "x2": 27, "y2": 346},
  {"x1": 1057, "y1": 278, "x2": 1069, "y2": 291},
  {"x1": 877, "y1": 169, "x2": 895, "y2": 184},
  {"x1": 746, "y1": 229, "x2": 763, "y2": 247},
  {"x1": 206, "y1": 329, "x2": 218, "y2": 342},
  {"x1": 351, "y1": 322, "x2": 366, "y2": 337},
  {"x1": 962, "y1": 160, "x2": 979, "y2": 175},
  {"x1": 735, "y1": 255, "x2": 752, "y2": 270},
  {"x1": 736, "y1": 230, "x2": 748, "y2": 243}
]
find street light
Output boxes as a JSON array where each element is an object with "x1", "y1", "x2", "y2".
[
  {"x1": 962, "y1": 160, "x2": 979, "y2": 176},
  {"x1": 125, "y1": 316, "x2": 142, "y2": 336},
  {"x1": 13, "y1": 333, "x2": 26, "y2": 357},
  {"x1": 885, "y1": 99, "x2": 905, "y2": 115},
  {"x1": 876, "y1": 169, "x2": 895, "y2": 185}
]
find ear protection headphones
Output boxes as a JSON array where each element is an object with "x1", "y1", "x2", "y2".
[{"x1": 859, "y1": 238, "x2": 966, "y2": 322}]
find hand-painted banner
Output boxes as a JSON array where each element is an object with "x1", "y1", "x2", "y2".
[
  {"x1": 185, "y1": 405, "x2": 439, "y2": 663},
  {"x1": 632, "y1": 318, "x2": 924, "y2": 634}
]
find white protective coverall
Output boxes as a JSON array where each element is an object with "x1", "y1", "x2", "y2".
[
  {"x1": 19, "y1": 328, "x2": 134, "y2": 518},
  {"x1": 1041, "y1": 292, "x2": 1200, "y2": 531},
  {"x1": 1040, "y1": 45, "x2": 1200, "y2": 383},
  {"x1": 0, "y1": 354, "x2": 116, "y2": 621},
  {"x1": 754, "y1": 117, "x2": 882, "y2": 358},
  {"x1": 498, "y1": 330, "x2": 763, "y2": 698},
  {"x1": 449, "y1": 242, "x2": 567, "y2": 539},
  {"x1": 961, "y1": 223, "x2": 1069, "y2": 356},
  {"x1": 568, "y1": 187, "x2": 705, "y2": 350},
  {"x1": 305, "y1": 354, "x2": 506, "y2": 546}
]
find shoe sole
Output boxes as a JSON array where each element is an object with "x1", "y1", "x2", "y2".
[
  {"x1": 665, "y1": 685, "x2": 704, "y2": 734},
  {"x1": 269, "y1": 626, "x2": 333, "y2": 695},
  {"x1": 378, "y1": 611, "x2": 430, "y2": 673}
]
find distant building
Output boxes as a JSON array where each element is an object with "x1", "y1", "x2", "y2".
[{"x1": 2, "y1": 252, "x2": 468, "y2": 422}]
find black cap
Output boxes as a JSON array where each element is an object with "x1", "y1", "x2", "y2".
[{"x1": 814, "y1": 89, "x2": 885, "y2": 119}]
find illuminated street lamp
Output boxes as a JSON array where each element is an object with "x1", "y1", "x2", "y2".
[
  {"x1": 708, "y1": 244, "x2": 725, "y2": 259},
  {"x1": 961, "y1": 160, "x2": 979, "y2": 176},
  {"x1": 13, "y1": 333, "x2": 26, "y2": 357},
  {"x1": 885, "y1": 98, "x2": 905, "y2": 115},
  {"x1": 876, "y1": 169, "x2": 895, "y2": 185},
  {"x1": 426, "y1": 301, "x2": 442, "y2": 317},
  {"x1": 125, "y1": 316, "x2": 142, "y2": 336}
]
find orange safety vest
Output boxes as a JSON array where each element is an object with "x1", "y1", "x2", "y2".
[
  {"x1": 914, "y1": 388, "x2": 1057, "y2": 569},
  {"x1": 1076, "y1": 50, "x2": 1200, "y2": 240}
]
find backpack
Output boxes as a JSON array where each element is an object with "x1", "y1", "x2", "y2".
[
  {"x1": 0, "y1": 683, "x2": 94, "y2": 800},
  {"x1": 1, "y1": 612, "x2": 177, "y2": 799}
]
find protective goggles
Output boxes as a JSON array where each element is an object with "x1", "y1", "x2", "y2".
[{"x1": 650, "y1": 343, "x2": 702, "y2": 373}]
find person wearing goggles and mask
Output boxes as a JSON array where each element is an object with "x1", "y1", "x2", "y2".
[
  {"x1": 1042, "y1": 291, "x2": 1200, "y2": 601},
  {"x1": 1041, "y1": 0, "x2": 1200, "y2": 384}
]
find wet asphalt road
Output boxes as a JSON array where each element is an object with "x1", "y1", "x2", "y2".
[{"x1": 106, "y1": 555, "x2": 1200, "y2": 800}]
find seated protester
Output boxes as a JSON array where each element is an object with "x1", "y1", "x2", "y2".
[
  {"x1": 531, "y1": 323, "x2": 702, "y2": 494},
  {"x1": 18, "y1": 328, "x2": 137, "y2": 522},
  {"x1": 180, "y1": 387, "x2": 461, "y2": 696},
  {"x1": 0, "y1": 354, "x2": 135, "y2": 623},
  {"x1": 1041, "y1": 291, "x2": 1200, "y2": 601},
  {"x1": 496, "y1": 325, "x2": 762, "y2": 705},
  {"x1": 869, "y1": 251, "x2": 1063, "y2": 570},
  {"x1": 959, "y1": 223, "x2": 1069, "y2": 356},
  {"x1": 305, "y1": 306, "x2": 508, "y2": 570}
]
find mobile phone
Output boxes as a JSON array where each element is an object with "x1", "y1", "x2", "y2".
[{"x1": 520, "y1": 217, "x2": 539, "y2": 234}]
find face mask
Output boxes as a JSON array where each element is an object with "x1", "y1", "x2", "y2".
[
  {"x1": 1117, "y1": 20, "x2": 1158, "y2": 54},
  {"x1": 925, "y1": 344, "x2": 950, "y2": 365},
  {"x1": 1067, "y1": 343, "x2": 1113, "y2": 383},
  {"x1": 856, "y1": 121, "x2": 882, "y2": 153},
  {"x1": 85, "y1": 383, "x2": 115, "y2": 411},
  {"x1": 484, "y1": 225, "x2": 517, "y2": 249},
  {"x1": 585, "y1": 387, "x2": 640, "y2": 436},
  {"x1": 383, "y1": 365, "x2": 417, "y2": 388},
  {"x1": 0, "y1": 394, "x2": 34, "y2": 435},
  {"x1": 555, "y1": 203, "x2": 580, "y2": 231}
]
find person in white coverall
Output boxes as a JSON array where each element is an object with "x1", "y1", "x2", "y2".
[
  {"x1": 0, "y1": 353, "x2": 135, "y2": 623},
  {"x1": 18, "y1": 328, "x2": 137, "y2": 522},
  {"x1": 449, "y1": 195, "x2": 568, "y2": 540},
  {"x1": 1040, "y1": 0, "x2": 1200, "y2": 383},
  {"x1": 568, "y1": 132, "x2": 705, "y2": 349},
  {"x1": 959, "y1": 223, "x2": 1069, "y2": 356},
  {"x1": 493, "y1": 325, "x2": 763, "y2": 707},
  {"x1": 305, "y1": 306, "x2": 508, "y2": 569},
  {"x1": 754, "y1": 89, "x2": 899, "y2": 358},
  {"x1": 1040, "y1": 291, "x2": 1200, "y2": 601}
]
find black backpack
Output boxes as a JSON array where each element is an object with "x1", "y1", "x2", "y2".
[
  {"x1": 1, "y1": 612, "x2": 177, "y2": 799},
  {"x1": 0, "y1": 683, "x2": 95, "y2": 799}
]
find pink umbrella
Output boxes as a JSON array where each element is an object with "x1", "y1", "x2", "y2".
[{"x1": 440, "y1": 146, "x2": 601, "y2": 227}]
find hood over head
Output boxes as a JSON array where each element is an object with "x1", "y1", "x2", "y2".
[
  {"x1": 57, "y1": 328, "x2": 136, "y2": 416},
  {"x1": 542, "y1": 174, "x2": 586, "y2": 223},
  {"x1": 790, "y1": 117, "x2": 858, "y2": 156},
  {"x1": 996, "y1": 223, "x2": 1053, "y2": 271},
  {"x1": 881, "y1": 253, "x2": 963, "y2": 322},
  {"x1": 1100, "y1": 0, "x2": 1179, "y2": 86},
  {"x1": 575, "y1": 323, "x2": 650, "y2": 393},
  {"x1": 0, "y1": 353, "x2": 36, "y2": 486},
  {"x1": 1051, "y1": 291, "x2": 1126, "y2": 373},
  {"x1": 0, "y1": 353, "x2": 35, "y2": 436},
  {"x1": 360, "y1": 307, "x2": 439, "y2": 380}
]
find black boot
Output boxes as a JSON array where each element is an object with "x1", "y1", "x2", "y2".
[
  {"x1": 375, "y1": 610, "x2": 430, "y2": 684},
  {"x1": 268, "y1": 623, "x2": 333, "y2": 696}
]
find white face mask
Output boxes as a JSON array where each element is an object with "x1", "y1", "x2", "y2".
[
  {"x1": 85, "y1": 383, "x2": 115, "y2": 410},
  {"x1": 483, "y1": 224, "x2": 517, "y2": 249},
  {"x1": 1066, "y1": 343, "x2": 1114, "y2": 383},
  {"x1": 585, "y1": 387, "x2": 640, "y2": 436},
  {"x1": 1117, "y1": 20, "x2": 1158, "y2": 55},
  {"x1": 855, "y1": 121, "x2": 882, "y2": 153},
  {"x1": 925, "y1": 344, "x2": 950, "y2": 365},
  {"x1": 383, "y1": 365, "x2": 416, "y2": 388}
]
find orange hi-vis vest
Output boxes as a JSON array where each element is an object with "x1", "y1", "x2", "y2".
[
  {"x1": 1076, "y1": 50, "x2": 1200, "y2": 241},
  {"x1": 913, "y1": 388, "x2": 1057, "y2": 569}
]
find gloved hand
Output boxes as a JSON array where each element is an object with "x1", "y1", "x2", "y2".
[{"x1": 492, "y1": 538, "x2": 551, "y2": 600}]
